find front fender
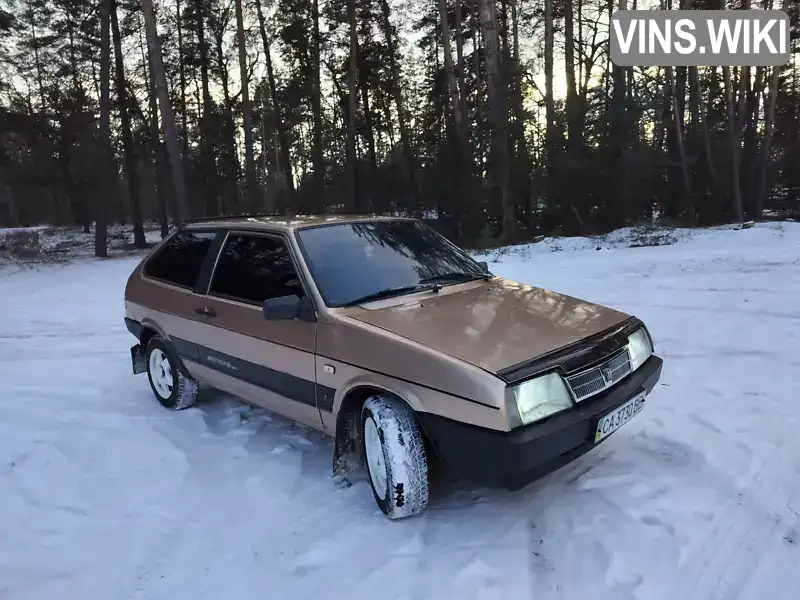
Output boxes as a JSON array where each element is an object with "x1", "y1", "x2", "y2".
[{"x1": 332, "y1": 372, "x2": 426, "y2": 416}]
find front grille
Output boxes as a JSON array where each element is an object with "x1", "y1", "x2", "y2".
[{"x1": 566, "y1": 348, "x2": 632, "y2": 402}]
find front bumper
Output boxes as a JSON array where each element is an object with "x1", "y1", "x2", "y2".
[{"x1": 418, "y1": 355, "x2": 663, "y2": 490}]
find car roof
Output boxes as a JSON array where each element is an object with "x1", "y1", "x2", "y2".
[{"x1": 181, "y1": 214, "x2": 418, "y2": 233}]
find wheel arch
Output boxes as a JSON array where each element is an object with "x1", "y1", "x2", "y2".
[
  {"x1": 332, "y1": 385, "x2": 432, "y2": 477},
  {"x1": 139, "y1": 324, "x2": 159, "y2": 350},
  {"x1": 139, "y1": 325, "x2": 191, "y2": 378}
]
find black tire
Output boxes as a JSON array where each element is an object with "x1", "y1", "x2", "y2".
[
  {"x1": 361, "y1": 395, "x2": 429, "y2": 519},
  {"x1": 145, "y1": 337, "x2": 198, "y2": 410}
]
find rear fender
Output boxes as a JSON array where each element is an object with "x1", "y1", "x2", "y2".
[{"x1": 138, "y1": 319, "x2": 192, "y2": 378}]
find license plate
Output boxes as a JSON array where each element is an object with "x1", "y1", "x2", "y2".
[{"x1": 595, "y1": 392, "x2": 646, "y2": 443}]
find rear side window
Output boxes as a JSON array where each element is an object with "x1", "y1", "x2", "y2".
[
  {"x1": 209, "y1": 234, "x2": 304, "y2": 305},
  {"x1": 143, "y1": 231, "x2": 216, "y2": 289}
]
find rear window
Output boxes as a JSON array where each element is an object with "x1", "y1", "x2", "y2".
[{"x1": 143, "y1": 231, "x2": 216, "y2": 289}]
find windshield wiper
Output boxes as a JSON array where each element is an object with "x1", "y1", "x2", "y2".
[
  {"x1": 418, "y1": 272, "x2": 490, "y2": 287},
  {"x1": 345, "y1": 273, "x2": 489, "y2": 306},
  {"x1": 344, "y1": 284, "x2": 436, "y2": 306}
]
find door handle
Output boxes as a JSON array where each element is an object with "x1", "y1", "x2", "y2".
[{"x1": 194, "y1": 306, "x2": 217, "y2": 318}]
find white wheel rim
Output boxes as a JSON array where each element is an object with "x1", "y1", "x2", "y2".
[
  {"x1": 149, "y1": 349, "x2": 174, "y2": 399},
  {"x1": 364, "y1": 417, "x2": 387, "y2": 500}
]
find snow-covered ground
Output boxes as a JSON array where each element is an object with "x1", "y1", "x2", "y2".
[
  {"x1": 1, "y1": 223, "x2": 799, "y2": 600},
  {"x1": 0, "y1": 223, "x2": 164, "y2": 262}
]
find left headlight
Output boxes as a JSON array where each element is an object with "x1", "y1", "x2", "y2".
[
  {"x1": 509, "y1": 372, "x2": 573, "y2": 427},
  {"x1": 627, "y1": 327, "x2": 653, "y2": 371}
]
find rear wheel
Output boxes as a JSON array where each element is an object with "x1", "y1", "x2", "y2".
[
  {"x1": 145, "y1": 337, "x2": 198, "y2": 410},
  {"x1": 361, "y1": 395, "x2": 429, "y2": 519}
]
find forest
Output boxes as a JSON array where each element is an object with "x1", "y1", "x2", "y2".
[{"x1": 0, "y1": 0, "x2": 798, "y2": 255}]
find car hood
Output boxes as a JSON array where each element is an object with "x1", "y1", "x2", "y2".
[{"x1": 344, "y1": 278, "x2": 631, "y2": 374}]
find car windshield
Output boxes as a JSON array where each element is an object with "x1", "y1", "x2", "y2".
[{"x1": 295, "y1": 220, "x2": 487, "y2": 307}]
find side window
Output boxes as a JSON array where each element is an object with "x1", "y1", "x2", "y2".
[
  {"x1": 143, "y1": 231, "x2": 216, "y2": 288},
  {"x1": 209, "y1": 234, "x2": 304, "y2": 305}
]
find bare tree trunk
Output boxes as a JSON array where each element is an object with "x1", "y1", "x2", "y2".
[
  {"x1": 474, "y1": 33, "x2": 485, "y2": 171},
  {"x1": 234, "y1": 0, "x2": 258, "y2": 211},
  {"x1": 696, "y1": 67, "x2": 717, "y2": 184},
  {"x1": 30, "y1": 18, "x2": 47, "y2": 111},
  {"x1": 213, "y1": 30, "x2": 242, "y2": 215},
  {"x1": 345, "y1": 0, "x2": 360, "y2": 212},
  {"x1": 67, "y1": 12, "x2": 83, "y2": 99},
  {"x1": 511, "y1": 0, "x2": 533, "y2": 228},
  {"x1": 177, "y1": 0, "x2": 188, "y2": 161},
  {"x1": 194, "y1": 0, "x2": 213, "y2": 129},
  {"x1": 3, "y1": 185, "x2": 20, "y2": 228},
  {"x1": 139, "y1": 12, "x2": 169, "y2": 236},
  {"x1": 733, "y1": 63, "x2": 749, "y2": 216},
  {"x1": 688, "y1": 64, "x2": 700, "y2": 140},
  {"x1": 62, "y1": 16, "x2": 89, "y2": 230},
  {"x1": 564, "y1": 0, "x2": 580, "y2": 149},
  {"x1": 194, "y1": 0, "x2": 215, "y2": 217},
  {"x1": 788, "y1": 52, "x2": 798, "y2": 209},
  {"x1": 562, "y1": 0, "x2": 582, "y2": 229},
  {"x1": 723, "y1": 66, "x2": 744, "y2": 222},
  {"x1": 358, "y1": 45, "x2": 377, "y2": 210},
  {"x1": 438, "y1": 0, "x2": 469, "y2": 147},
  {"x1": 377, "y1": 0, "x2": 419, "y2": 214},
  {"x1": 757, "y1": 64, "x2": 781, "y2": 219},
  {"x1": 478, "y1": 0, "x2": 513, "y2": 239},
  {"x1": 742, "y1": 65, "x2": 764, "y2": 212},
  {"x1": 688, "y1": 64, "x2": 711, "y2": 206},
  {"x1": 544, "y1": 0, "x2": 556, "y2": 203},
  {"x1": 141, "y1": 0, "x2": 188, "y2": 225},
  {"x1": 111, "y1": 0, "x2": 146, "y2": 248},
  {"x1": 726, "y1": 0, "x2": 749, "y2": 222},
  {"x1": 577, "y1": 0, "x2": 583, "y2": 102},
  {"x1": 96, "y1": 0, "x2": 112, "y2": 257},
  {"x1": 509, "y1": 0, "x2": 529, "y2": 161},
  {"x1": 608, "y1": 0, "x2": 629, "y2": 228},
  {"x1": 311, "y1": 0, "x2": 325, "y2": 204},
  {"x1": 651, "y1": 67, "x2": 669, "y2": 152},
  {"x1": 668, "y1": 66, "x2": 693, "y2": 224},
  {"x1": 755, "y1": 0, "x2": 787, "y2": 217},
  {"x1": 453, "y1": 0, "x2": 470, "y2": 133},
  {"x1": 255, "y1": 0, "x2": 295, "y2": 205}
]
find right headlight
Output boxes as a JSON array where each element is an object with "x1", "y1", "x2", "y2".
[
  {"x1": 627, "y1": 327, "x2": 653, "y2": 371},
  {"x1": 508, "y1": 372, "x2": 573, "y2": 427}
]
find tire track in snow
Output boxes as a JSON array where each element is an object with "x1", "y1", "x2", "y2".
[{"x1": 663, "y1": 430, "x2": 800, "y2": 600}]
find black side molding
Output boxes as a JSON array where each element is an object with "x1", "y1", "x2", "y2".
[{"x1": 171, "y1": 337, "x2": 336, "y2": 413}]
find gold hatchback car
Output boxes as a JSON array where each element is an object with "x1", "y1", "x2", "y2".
[{"x1": 125, "y1": 216, "x2": 663, "y2": 519}]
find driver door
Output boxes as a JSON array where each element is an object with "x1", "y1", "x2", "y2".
[{"x1": 194, "y1": 231, "x2": 323, "y2": 431}]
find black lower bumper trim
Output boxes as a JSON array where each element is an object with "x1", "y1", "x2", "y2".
[
  {"x1": 125, "y1": 317, "x2": 142, "y2": 339},
  {"x1": 418, "y1": 355, "x2": 663, "y2": 490}
]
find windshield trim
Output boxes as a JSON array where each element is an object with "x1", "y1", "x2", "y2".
[{"x1": 293, "y1": 219, "x2": 488, "y2": 308}]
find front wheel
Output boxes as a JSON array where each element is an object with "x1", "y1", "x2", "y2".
[{"x1": 361, "y1": 396, "x2": 429, "y2": 519}]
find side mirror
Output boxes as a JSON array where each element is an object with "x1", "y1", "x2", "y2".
[
  {"x1": 263, "y1": 294, "x2": 302, "y2": 320},
  {"x1": 477, "y1": 261, "x2": 489, "y2": 271}
]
